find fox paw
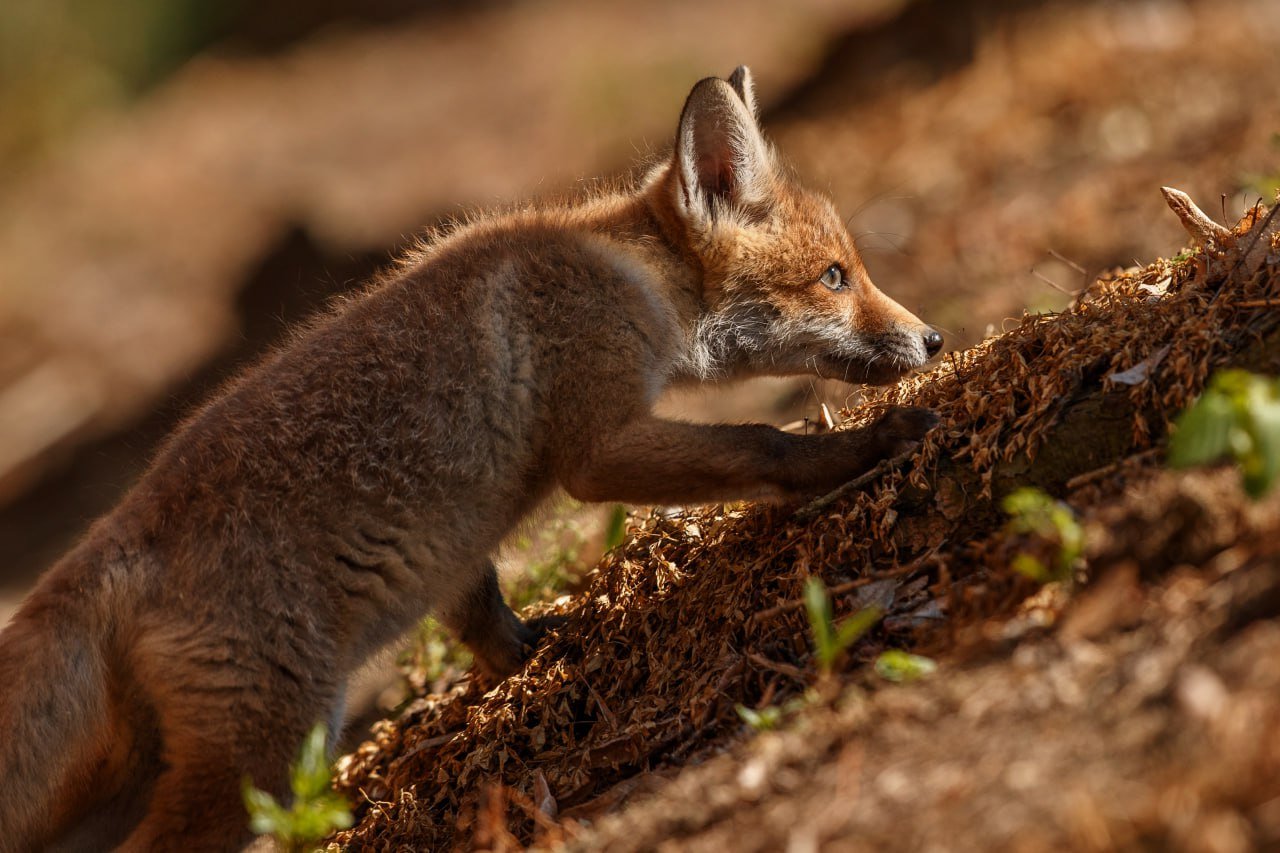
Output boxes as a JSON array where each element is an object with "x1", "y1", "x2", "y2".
[
  {"x1": 523, "y1": 612, "x2": 569, "y2": 646},
  {"x1": 875, "y1": 406, "x2": 939, "y2": 455}
]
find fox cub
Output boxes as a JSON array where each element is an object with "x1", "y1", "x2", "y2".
[{"x1": 0, "y1": 66, "x2": 940, "y2": 850}]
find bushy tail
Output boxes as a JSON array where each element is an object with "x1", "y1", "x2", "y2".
[{"x1": 0, "y1": 585, "x2": 111, "y2": 852}]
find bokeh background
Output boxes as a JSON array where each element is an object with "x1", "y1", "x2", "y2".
[{"x1": 2, "y1": 0, "x2": 1279, "y2": 623}]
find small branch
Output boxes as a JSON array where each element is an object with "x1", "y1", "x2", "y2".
[
  {"x1": 744, "y1": 652, "x2": 809, "y2": 683},
  {"x1": 586, "y1": 680, "x2": 619, "y2": 732},
  {"x1": 1031, "y1": 267, "x2": 1077, "y2": 296},
  {"x1": 1225, "y1": 201, "x2": 1280, "y2": 283},
  {"x1": 1048, "y1": 248, "x2": 1087, "y2": 276},
  {"x1": 820, "y1": 402, "x2": 836, "y2": 431},
  {"x1": 750, "y1": 560, "x2": 929, "y2": 625},
  {"x1": 1063, "y1": 448, "x2": 1161, "y2": 491},
  {"x1": 1161, "y1": 186, "x2": 1233, "y2": 248},
  {"x1": 793, "y1": 449, "x2": 915, "y2": 523}
]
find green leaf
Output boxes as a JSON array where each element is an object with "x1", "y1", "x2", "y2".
[
  {"x1": 1169, "y1": 370, "x2": 1280, "y2": 499},
  {"x1": 1011, "y1": 552, "x2": 1049, "y2": 583},
  {"x1": 1002, "y1": 487, "x2": 1082, "y2": 584},
  {"x1": 245, "y1": 722, "x2": 352, "y2": 848},
  {"x1": 1169, "y1": 388, "x2": 1236, "y2": 468},
  {"x1": 804, "y1": 577, "x2": 882, "y2": 674},
  {"x1": 735, "y1": 703, "x2": 782, "y2": 731},
  {"x1": 1001, "y1": 487, "x2": 1055, "y2": 536},
  {"x1": 243, "y1": 784, "x2": 286, "y2": 836},
  {"x1": 290, "y1": 724, "x2": 332, "y2": 801},
  {"x1": 603, "y1": 504, "x2": 628, "y2": 552},
  {"x1": 315, "y1": 798, "x2": 355, "y2": 831},
  {"x1": 292, "y1": 796, "x2": 354, "y2": 838},
  {"x1": 1242, "y1": 393, "x2": 1280, "y2": 497},
  {"x1": 804, "y1": 577, "x2": 836, "y2": 669},
  {"x1": 875, "y1": 650, "x2": 938, "y2": 682},
  {"x1": 833, "y1": 606, "x2": 882, "y2": 651}
]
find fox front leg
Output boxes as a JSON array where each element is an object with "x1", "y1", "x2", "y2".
[{"x1": 563, "y1": 407, "x2": 938, "y2": 506}]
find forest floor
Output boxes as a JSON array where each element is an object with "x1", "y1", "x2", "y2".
[
  {"x1": 330, "y1": 199, "x2": 1280, "y2": 851},
  {"x1": 565, "y1": 475, "x2": 1280, "y2": 853}
]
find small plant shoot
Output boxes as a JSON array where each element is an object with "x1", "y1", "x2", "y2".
[
  {"x1": 243, "y1": 723, "x2": 352, "y2": 852},
  {"x1": 875, "y1": 650, "x2": 938, "y2": 683},
  {"x1": 603, "y1": 503, "x2": 629, "y2": 552},
  {"x1": 736, "y1": 703, "x2": 784, "y2": 731},
  {"x1": 804, "y1": 577, "x2": 882, "y2": 676},
  {"x1": 1169, "y1": 369, "x2": 1280, "y2": 499},
  {"x1": 1001, "y1": 487, "x2": 1083, "y2": 584}
]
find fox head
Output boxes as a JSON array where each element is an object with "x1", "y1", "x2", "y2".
[{"x1": 660, "y1": 66, "x2": 942, "y2": 386}]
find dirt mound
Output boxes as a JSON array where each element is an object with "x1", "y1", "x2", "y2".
[
  {"x1": 329, "y1": 200, "x2": 1280, "y2": 850},
  {"x1": 572, "y1": 468, "x2": 1280, "y2": 852}
]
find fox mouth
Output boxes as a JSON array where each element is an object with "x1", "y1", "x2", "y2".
[
  {"x1": 822, "y1": 354, "x2": 917, "y2": 386},
  {"x1": 821, "y1": 336, "x2": 929, "y2": 385}
]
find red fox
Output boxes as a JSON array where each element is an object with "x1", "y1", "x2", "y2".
[{"x1": 0, "y1": 67, "x2": 940, "y2": 850}]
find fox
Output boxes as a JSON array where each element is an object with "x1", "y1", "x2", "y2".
[{"x1": 0, "y1": 66, "x2": 941, "y2": 851}]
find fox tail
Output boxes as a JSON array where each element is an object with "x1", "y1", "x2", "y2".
[{"x1": 0, "y1": 561, "x2": 117, "y2": 852}]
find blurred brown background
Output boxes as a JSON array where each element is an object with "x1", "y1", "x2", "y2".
[{"x1": 2, "y1": 0, "x2": 1278, "y2": 623}]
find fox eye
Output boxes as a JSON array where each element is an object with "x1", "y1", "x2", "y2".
[{"x1": 818, "y1": 263, "x2": 846, "y2": 291}]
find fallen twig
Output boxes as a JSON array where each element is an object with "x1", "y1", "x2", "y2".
[
  {"x1": 1161, "y1": 186, "x2": 1233, "y2": 249},
  {"x1": 750, "y1": 546, "x2": 943, "y2": 625},
  {"x1": 745, "y1": 652, "x2": 809, "y2": 683},
  {"x1": 1225, "y1": 201, "x2": 1280, "y2": 284},
  {"x1": 793, "y1": 449, "x2": 916, "y2": 523},
  {"x1": 587, "y1": 680, "x2": 619, "y2": 733},
  {"x1": 1064, "y1": 448, "x2": 1162, "y2": 491}
]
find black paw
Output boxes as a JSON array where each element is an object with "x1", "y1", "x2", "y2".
[
  {"x1": 469, "y1": 614, "x2": 568, "y2": 684},
  {"x1": 522, "y1": 612, "x2": 569, "y2": 647},
  {"x1": 875, "y1": 406, "x2": 940, "y2": 455}
]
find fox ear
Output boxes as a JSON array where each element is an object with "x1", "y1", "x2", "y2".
[
  {"x1": 727, "y1": 65, "x2": 758, "y2": 119},
  {"x1": 674, "y1": 71, "x2": 773, "y2": 223}
]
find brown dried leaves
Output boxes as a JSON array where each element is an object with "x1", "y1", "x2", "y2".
[{"x1": 332, "y1": 200, "x2": 1279, "y2": 851}]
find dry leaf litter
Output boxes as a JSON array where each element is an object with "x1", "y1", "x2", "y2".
[{"x1": 331, "y1": 197, "x2": 1280, "y2": 850}]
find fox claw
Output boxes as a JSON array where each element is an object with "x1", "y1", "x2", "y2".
[
  {"x1": 876, "y1": 406, "x2": 939, "y2": 454},
  {"x1": 523, "y1": 613, "x2": 568, "y2": 646}
]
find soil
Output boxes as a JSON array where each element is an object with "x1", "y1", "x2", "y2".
[{"x1": 2, "y1": 0, "x2": 1280, "y2": 850}]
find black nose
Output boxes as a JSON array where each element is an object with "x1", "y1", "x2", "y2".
[{"x1": 923, "y1": 329, "x2": 943, "y2": 357}]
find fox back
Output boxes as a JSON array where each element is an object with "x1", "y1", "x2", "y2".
[{"x1": 0, "y1": 66, "x2": 939, "y2": 851}]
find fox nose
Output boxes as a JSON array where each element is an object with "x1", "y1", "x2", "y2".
[{"x1": 922, "y1": 328, "x2": 943, "y2": 358}]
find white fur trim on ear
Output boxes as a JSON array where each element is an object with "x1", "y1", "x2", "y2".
[
  {"x1": 727, "y1": 66, "x2": 758, "y2": 120},
  {"x1": 673, "y1": 75, "x2": 774, "y2": 226}
]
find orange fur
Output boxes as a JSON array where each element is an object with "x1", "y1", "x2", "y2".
[{"x1": 0, "y1": 67, "x2": 940, "y2": 851}]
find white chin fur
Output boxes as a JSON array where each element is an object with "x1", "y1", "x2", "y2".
[{"x1": 684, "y1": 302, "x2": 927, "y2": 382}]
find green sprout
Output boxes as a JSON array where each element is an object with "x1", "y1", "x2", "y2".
[
  {"x1": 503, "y1": 500, "x2": 594, "y2": 611},
  {"x1": 1169, "y1": 369, "x2": 1280, "y2": 499},
  {"x1": 602, "y1": 503, "x2": 629, "y2": 552},
  {"x1": 804, "y1": 577, "x2": 882, "y2": 677},
  {"x1": 874, "y1": 650, "x2": 938, "y2": 683},
  {"x1": 735, "y1": 703, "x2": 784, "y2": 731},
  {"x1": 399, "y1": 501, "x2": 612, "y2": 704},
  {"x1": 735, "y1": 694, "x2": 813, "y2": 732},
  {"x1": 1001, "y1": 487, "x2": 1084, "y2": 584},
  {"x1": 400, "y1": 616, "x2": 473, "y2": 695},
  {"x1": 243, "y1": 723, "x2": 352, "y2": 852}
]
